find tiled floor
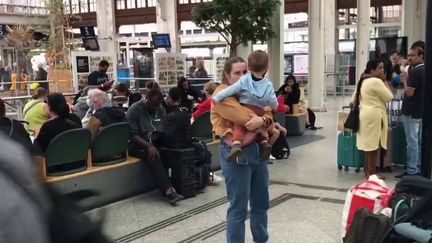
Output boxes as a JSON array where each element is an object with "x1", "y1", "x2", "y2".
[{"x1": 90, "y1": 96, "x2": 402, "y2": 243}]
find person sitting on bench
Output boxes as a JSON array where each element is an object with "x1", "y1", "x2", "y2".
[{"x1": 126, "y1": 89, "x2": 184, "y2": 205}]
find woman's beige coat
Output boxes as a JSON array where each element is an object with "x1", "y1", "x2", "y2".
[{"x1": 352, "y1": 77, "x2": 393, "y2": 151}]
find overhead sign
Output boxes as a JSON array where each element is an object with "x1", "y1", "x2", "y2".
[
  {"x1": 80, "y1": 26, "x2": 95, "y2": 37},
  {"x1": 288, "y1": 21, "x2": 308, "y2": 29},
  {"x1": 0, "y1": 24, "x2": 7, "y2": 38},
  {"x1": 152, "y1": 33, "x2": 171, "y2": 48}
]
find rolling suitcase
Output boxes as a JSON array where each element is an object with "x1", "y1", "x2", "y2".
[
  {"x1": 337, "y1": 131, "x2": 365, "y2": 172},
  {"x1": 160, "y1": 147, "x2": 199, "y2": 198},
  {"x1": 337, "y1": 106, "x2": 364, "y2": 172}
]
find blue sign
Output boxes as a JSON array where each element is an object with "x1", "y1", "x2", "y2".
[{"x1": 152, "y1": 33, "x2": 171, "y2": 48}]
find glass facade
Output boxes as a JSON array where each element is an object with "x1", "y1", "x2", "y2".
[
  {"x1": 63, "y1": 0, "x2": 96, "y2": 14},
  {"x1": 115, "y1": 0, "x2": 156, "y2": 9}
]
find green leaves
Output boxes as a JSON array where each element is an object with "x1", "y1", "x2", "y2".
[{"x1": 192, "y1": 0, "x2": 280, "y2": 56}]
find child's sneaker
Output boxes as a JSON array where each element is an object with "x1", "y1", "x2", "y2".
[
  {"x1": 226, "y1": 143, "x2": 242, "y2": 162},
  {"x1": 259, "y1": 141, "x2": 272, "y2": 161}
]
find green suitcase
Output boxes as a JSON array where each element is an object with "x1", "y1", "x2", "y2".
[{"x1": 337, "y1": 131, "x2": 365, "y2": 172}]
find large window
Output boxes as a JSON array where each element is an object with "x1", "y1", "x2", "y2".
[
  {"x1": 147, "y1": 0, "x2": 156, "y2": 7},
  {"x1": 136, "y1": 0, "x2": 146, "y2": 7},
  {"x1": 126, "y1": 0, "x2": 136, "y2": 8},
  {"x1": 116, "y1": 0, "x2": 125, "y2": 10},
  {"x1": 0, "y1": 0, "x2": 45, "y2": 7},
  {"x1": 178, "y1": 0, "x2": 212, "y2": 3},
  {"x1": 63, "y1": 0, "x2": 96, "y2": 13},
  {"x1": 116, "y1": 0, "x2": 156, "y2": 9}
]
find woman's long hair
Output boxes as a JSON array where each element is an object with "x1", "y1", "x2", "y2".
[
  {"x1": 47, "y1": 93, "x2": 69, "y2": 119},
  {"x1": 354, "y1": 59, "x2": 383, "y2": 108}
]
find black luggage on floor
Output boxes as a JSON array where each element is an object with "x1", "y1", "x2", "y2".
[
  {"x1": 344, "y1": 207, "x2": 392, "y2": 243},
  {"x1": 160, "y1": 147, "x2": 199, "y2": 198},
  {"x1": 162, "y1": 111, "x2": 192, "y2": 148},
  {"x1": 192, "y1": 138, "x2": 211, "y2": 191},
  {"x1": 271, "y1": 132, "x2": 290, "y2": 159}
]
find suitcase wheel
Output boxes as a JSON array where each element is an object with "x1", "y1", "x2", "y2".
[
  {"x1": 355, "y1": 168, "x2": 360, "y2": 173},
  {"x1": 344, "y1": 166, "x2": 349, "y2": 171},
  {"x1": 338, "y1": 165, "x2": 343, "y2": 170}
]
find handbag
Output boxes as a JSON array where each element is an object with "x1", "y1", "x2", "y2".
[
  {"x1": 343, "y1": 207, "x2": 392, "y2": 243},
  {"x1": 344, "y1": 106, "x2": 359, "y2": 132}
]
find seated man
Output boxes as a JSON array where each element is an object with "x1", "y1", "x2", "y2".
[
  {"x1": 126, "y1": 89, "x2": 184, "y2": 205},
  {"x1": 86, "y1": 89, "x2": 127, "y2": 138},
  {"x1": 161, "y1": 87, "x2": 187, "y2": 114}
]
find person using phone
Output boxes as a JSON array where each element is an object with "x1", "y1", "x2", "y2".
[{"x1": 88, "y1": 60, "x2": 114, "y2": 91}]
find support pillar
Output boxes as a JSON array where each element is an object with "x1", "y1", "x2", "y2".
[
  {"x1": 323, "y1": 0, "x2": 338, "y2": 96},
  {"x1": 421, "y1": 0, "x2": 432, "y2": 178},
  {"x1": 355, "y1": 0, "x2": 371, "y2": 83},
  {"x1": 268, "y1": 0, "x2": 284, "y2": 88},
  {"x1": 156, "y1": 0, "x2": 180, "y2": 53},
  {"x1": 96, "y1": 0, "x2": 117, "y2": 54},
  {"x1": 308, "y1": 0, "x2": 325, "y2": 111},
  {"x1": 402, "y1": 0, "x2": 427, "y2": 47}
]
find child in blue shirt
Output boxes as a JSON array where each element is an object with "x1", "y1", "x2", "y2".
[{"x1": 213, "y1": 50, "x2": 279, "y2": 161}]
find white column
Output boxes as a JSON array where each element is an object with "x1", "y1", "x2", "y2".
[
  {"x1": 267, "y1": 0, "x2": 284, "y2": 88},
  {"x1": 308, "y1": 0, "x2": 325, "y2": 111},
  {"x1": 402, "y1": 0, "x2": 427, "y2": 47},
  {"x1": 324, "y1": 0, "x2": 338, "y2": 96},
  {"x1": 355, "y1": 0, "x2": 370, "y2": 83},
  {"x1": 156, "y1": 0, "x2": 180, "y2": 53},
  {"x1": 96, "y1": 0, "x2": 117, "y2": 54}
]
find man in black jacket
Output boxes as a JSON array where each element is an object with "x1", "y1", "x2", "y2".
[{"x1": 126, "y1": 89, "x2": 184, "y2": 205}]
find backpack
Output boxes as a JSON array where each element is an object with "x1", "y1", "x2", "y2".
[
  {"x1": 161, "y1": 110, "x2": 192, "y2": 148},
  {"x1": 344, "y1": 207, "x2": 392, "y2": 243},
  {"x1": 192, "y1": 138, "x2": 212, "y2": 191},
  {"x1": 0, "y1": 164, "x2": 111, "y2": 243},
  {"x1": 271, "y1": 132, "x2": 290, "y2": 159}
]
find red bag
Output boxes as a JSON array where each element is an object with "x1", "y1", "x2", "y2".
[{"x1": 341, "y1": 175, "x2": 390, "y2": 237}]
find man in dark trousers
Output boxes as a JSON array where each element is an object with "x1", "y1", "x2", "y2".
[
  {"x1": 126, "y1": 89, "x2": 184, "y2": 205},
  {"x1": 87, "y1": 60, "x2": 114, "y2": 91}
]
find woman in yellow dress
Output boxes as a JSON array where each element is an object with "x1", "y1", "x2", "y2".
[{"x1": 353, "y1": 59, "x2": 393, "y2": 178}]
